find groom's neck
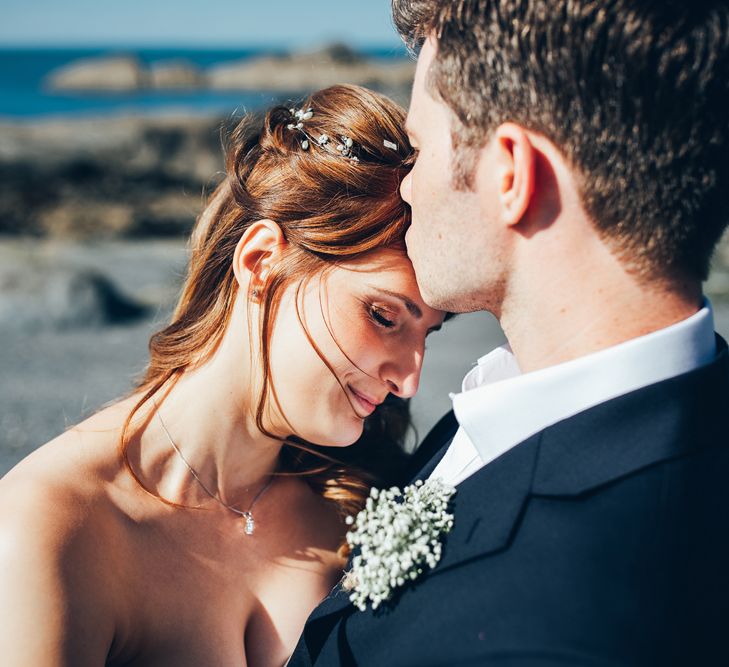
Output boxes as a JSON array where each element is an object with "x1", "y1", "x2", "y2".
[{"x1": 499, "y1": 237, "x2": 703, "y2": 374}]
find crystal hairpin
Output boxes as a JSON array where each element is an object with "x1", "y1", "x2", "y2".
[
  {"x1": 285, "y1": 106, "x2": 359, "y2": 162},
  {"x1": 335, "y1": 136, "x2": 357, "y2": 161},
  {"x1": 287, "y1": 107, "x2": 313, "y2": 130},
  {"x1": 285, "y1": 107, "x2": 400, "y2": 161},
  {"x1": 287, "y1": 107, "x2": 313, "y2": 150}
]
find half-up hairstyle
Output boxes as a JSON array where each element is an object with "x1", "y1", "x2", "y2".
[{"x1": 120, "y1": 84, "x2": 415, "y2": 520}]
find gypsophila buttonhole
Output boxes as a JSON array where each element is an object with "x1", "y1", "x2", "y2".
[{"x1": 342, "y1": 478, "x2": 456, "y2": 611}]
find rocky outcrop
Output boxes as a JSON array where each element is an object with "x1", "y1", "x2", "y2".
[
  {"x1": 0, "y1": 45, "x2": 416, "y2": 242},
  {"x1": 148, "y1": 60, "x2": 204, "y2": 89},
  {"x1": 207, "y1": 44, "x2": 415, "y2": 91},
  {"x1": 46, "y1": 55, "x2": 204, "y2": 92},
  {"x1": 46, "y1": 55, "x2": 147, "y2": 92}
]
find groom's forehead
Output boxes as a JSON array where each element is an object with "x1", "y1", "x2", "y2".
[
  {"x1": 414, "y1": 37, "x2": 437, "y2": 92},
  {"x1": 407, "y1": 38, "x2": 438, "y2": 131}
]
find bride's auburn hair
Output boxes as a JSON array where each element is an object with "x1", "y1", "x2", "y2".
[{"x1": 121, "y1": 84, "x2": 414, "y2": 519}]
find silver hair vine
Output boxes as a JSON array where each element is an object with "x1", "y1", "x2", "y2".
[
  {"x1": 286, "y1": 105, "x2": 400, "y2": 163},
  {"x1": 286, "y1": 105, "x2": 359, "y2": 162}
]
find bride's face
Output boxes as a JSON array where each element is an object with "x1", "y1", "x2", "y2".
[{"x1": 265, "y1": 248, "x2": 445, "y2": 447}]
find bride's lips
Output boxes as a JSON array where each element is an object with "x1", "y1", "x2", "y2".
[{"x1": 348, "y1": 385, "x2": 382, "y2": 418}]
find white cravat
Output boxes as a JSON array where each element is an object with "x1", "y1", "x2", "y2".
[{"x1": 430, "y1": 301, "x2": 717, "y2": 486}]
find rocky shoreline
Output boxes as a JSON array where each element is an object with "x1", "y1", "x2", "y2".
[
  {"x1": 0, "y1": 113, "x2": 227, "y2": 237},
  {"x1": 45, "y1": 44, "x2": 415, "y2": 94},
  {"x1": 1, "y1": 51, "x2": 414, "y2": 240}
]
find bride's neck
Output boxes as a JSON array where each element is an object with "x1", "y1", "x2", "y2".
[{"x1": 138, "y1": 349, "x2": 282, "y2": 508}]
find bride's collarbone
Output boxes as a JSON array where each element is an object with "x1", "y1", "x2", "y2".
[
  {"x1": 125, "y1": 473, "x2": 343, "y2": 556},
  {"x1": 107, "y1": 478, "x2": 345, "y2": 667},
  {"x1": 110, "y1": 473, "x2": 346, "y2": 606}
]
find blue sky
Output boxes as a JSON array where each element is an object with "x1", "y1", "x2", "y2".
[{"x1": 0, "y1": 0, "x2": 402, "y2": 48}]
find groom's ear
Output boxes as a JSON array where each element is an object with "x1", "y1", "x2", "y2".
[
  {"x1": 490, "y1": 122, "x2": 535, "y2": 227},
  {"x1": 232, "y1": 219, "x2": 287, "y2": 292}
]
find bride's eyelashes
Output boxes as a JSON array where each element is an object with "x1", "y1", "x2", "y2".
[
  {"x1": 370, "y1": 305, "x2": 397, "y2": 329},
  {"x1": 364, "y1": 301, "x2": 397, "y2": 329}
]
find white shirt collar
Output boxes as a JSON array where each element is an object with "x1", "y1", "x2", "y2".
[{"x1": 447, "y1": 300, "x2": 717, "y2": 475}]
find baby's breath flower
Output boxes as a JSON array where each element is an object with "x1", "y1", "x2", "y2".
[{"x1": 342, "y1": 478, "x2": 456, "y2": 611}]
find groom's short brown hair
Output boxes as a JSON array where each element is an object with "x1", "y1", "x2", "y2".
[{"x1": 392, "y1": 0, "x2": 729, "y2": 283}]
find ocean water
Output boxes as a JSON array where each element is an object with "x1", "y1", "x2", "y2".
[{"x1": 0, "y1": 46, "x2": 406, "y2": 119}]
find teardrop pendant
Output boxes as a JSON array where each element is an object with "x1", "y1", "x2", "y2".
[{"x1": 243, "y1": 512, "x2": 255, "y2": 535}]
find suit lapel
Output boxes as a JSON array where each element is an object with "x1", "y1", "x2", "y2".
[
  {"x1": 304, "y1": 422, "x2": 540, "y2": 623},
  {"x1": 533, "y1": 335, "x2": 729, "y2": 496},
  {"x1": 410, "y1": 439, "x2": 451, "y2": 482},
  {"x1": 407, "y1": 410, "x2": 459, "y2": 483},
  {"x1": 428, "y1": 431, "x2": 540, "y2": 573},
  {"x1": 434, "y1": 335, "x2": 729, "y2": 572}
]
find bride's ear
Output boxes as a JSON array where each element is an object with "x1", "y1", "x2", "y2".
[{"x1": 232, "y1": 219, "x2": 287, "y2": 296}]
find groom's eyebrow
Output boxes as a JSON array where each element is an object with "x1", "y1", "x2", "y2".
[{"x1": 371, "y1": 287, "x2": 423, "y2": 319}]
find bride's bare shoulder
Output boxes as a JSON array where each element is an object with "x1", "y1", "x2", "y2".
[
  {"x1": 0, "y1": 394, "x2": 151, "y2": 572},
  {"x1": 0, "y1": 399, "x2": 139, "y2": 661},
  {"x1": 0, "y1": 396, "x2": 137, "y2": 501},
  {"x1": 0, "y1": 396, "x2": 141, "y2": 549}
]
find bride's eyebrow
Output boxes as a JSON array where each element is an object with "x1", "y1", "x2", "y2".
[{"x1": 368, "y1": 287, "x2": 423, "y2": 319}]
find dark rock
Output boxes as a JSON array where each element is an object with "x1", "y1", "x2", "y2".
[
  {"x1": 317, "y1": 43, "x2": 365, "y2": 65},
  {"x1": 0, "y1": 266, "x2": 149, "y2": 332},
  {"x1": 0, "y1": 116, "x2": 223, "y2": 238}
]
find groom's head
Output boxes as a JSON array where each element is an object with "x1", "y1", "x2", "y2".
[{"x1": 393, "y1": 0, "x2": 729, "y2": 313}]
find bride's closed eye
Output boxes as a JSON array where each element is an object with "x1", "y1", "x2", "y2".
[{"x1": 367, "y1": 303, "x2": 397, "y2": 329}]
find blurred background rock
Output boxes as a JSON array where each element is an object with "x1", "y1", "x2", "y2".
[{"x1": 1, "y1": 1, "x2": 727, "y2": 474}]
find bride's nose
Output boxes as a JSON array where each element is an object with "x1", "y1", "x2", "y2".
[{"x1": 381, "y1": 350, "x2": 423, "y2": 399}]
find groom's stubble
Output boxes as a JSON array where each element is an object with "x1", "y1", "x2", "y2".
[{"x1": 402, "y1": 38, "x2": 510, "y2": 317}]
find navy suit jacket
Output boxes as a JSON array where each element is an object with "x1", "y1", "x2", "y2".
[{"x1": 290, "y1": 336, "x2": 729, "y2": 666}]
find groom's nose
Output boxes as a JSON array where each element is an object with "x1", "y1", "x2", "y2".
[{"x1": 400, "y1": 172, "x2": 413, "y2": 204}]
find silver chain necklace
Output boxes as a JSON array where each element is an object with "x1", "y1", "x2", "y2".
[{"x1": 154, "y1": 406, "x2": 274, "y2": 535}]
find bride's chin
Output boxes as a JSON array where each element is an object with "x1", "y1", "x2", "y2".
[{"x1": 312, "y1": 423, "x2": 364, "y2": 449}]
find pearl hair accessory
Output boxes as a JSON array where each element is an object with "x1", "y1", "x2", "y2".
[
  {"x1": 285, "y1": 106, "x2": 400, "y2": 163},
  {"x1": 286, "y1": 105, "x2": 359, "y2": 162},
  {"x1": 287, "y1": 107, "x2": 314, "y2": 151}
]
